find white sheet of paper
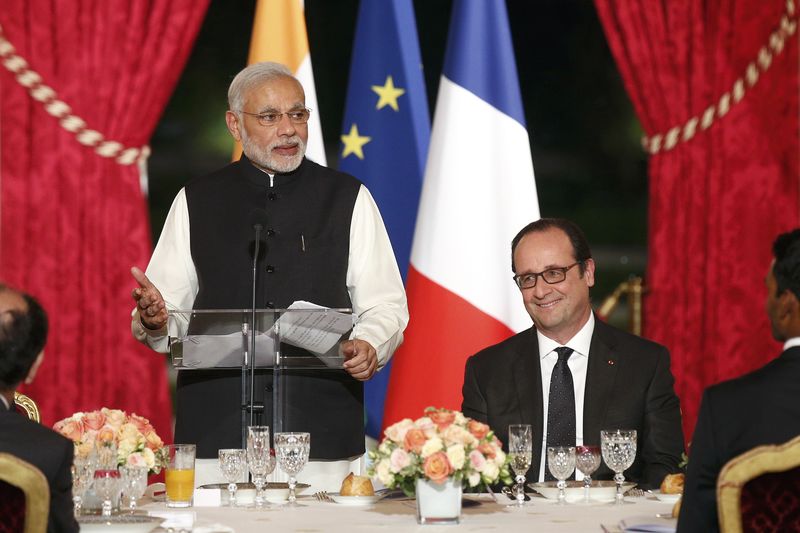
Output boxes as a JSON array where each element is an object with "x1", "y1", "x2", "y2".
[
  {"x1": 273, "y1": 301, "x2": 354, "y2": 355},
  {"x1": 181, "y1": 332, "x2": 275, "y2": 368}
]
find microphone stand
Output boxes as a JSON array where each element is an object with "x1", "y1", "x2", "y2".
[{"x1": 243, "y1": 223, "x2": 263, "y2": 449}]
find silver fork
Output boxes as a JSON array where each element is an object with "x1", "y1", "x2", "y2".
[{"x1": 314, "y1": 491, "x2": 334, "y2": 503}]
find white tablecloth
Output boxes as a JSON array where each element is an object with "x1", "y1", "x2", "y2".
[{"x1": 139, "y1": 493, "x2": 678, "y2": 532}]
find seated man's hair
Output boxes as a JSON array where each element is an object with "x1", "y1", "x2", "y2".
[
  {"x1": 0, "y1": 286, "x2": 48, "y2": 389},
  {"x1": 773, "y1": 229, "x2": 800, "y2": 301}
]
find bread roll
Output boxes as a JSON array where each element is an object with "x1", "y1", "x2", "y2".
[
  {"x1": 340, "y1": 473, "x2": 375, "y2": 496},
  {"x1": 660, "y1": 473, "x2": 685, "y2": 494}
]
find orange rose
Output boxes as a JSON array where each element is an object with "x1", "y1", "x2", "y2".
[
  {"x1": 144, "y1": 430, "x2": 163, "y2": 451},
  {"x1": 54, "y1": 419, "x2": 83, "y2": 442},
  {"x1": 129, "y1": 414, "x2": 150, "y2": 433},
  {"x1": 467, "y1": 420, "x2": 490, "y2": 440},
  {"x1": 404, "y1": 429, "x2": 427, "y2": 454},
  {"x1": 423, "y1": 451, "x2": 453, "y2": 483},
  {"x1": 82, "y1": 411, "x2": 106, "y2": 431},
  {"x1": 428, "y1": 409, "x2": 456, "y2": 431},
  {"x1": 478, "y1": 442, "x2": 497, "y2": 459}
]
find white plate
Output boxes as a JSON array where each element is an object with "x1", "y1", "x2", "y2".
[
  {"x1": 529, "y1": 480, "x2": 635, "y2": 503},
  {"x1": 649, "y1": 490, "x2": 681, "y2": 504},
  {"x1": 78, "y1": 514, "x2": 163, "y2": 533},
  {"x1": 328, "y1": 491, "x2": 386, "y2": 506}
]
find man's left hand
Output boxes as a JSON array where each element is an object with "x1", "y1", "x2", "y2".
[{"x1": 341, "y1": 339, "x2": 378, "y2": 381}]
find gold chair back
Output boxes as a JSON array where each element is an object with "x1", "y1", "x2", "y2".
[
  {"x1": 596, "y1": 276, "x2": 644, "y2": 336},
  {"x1": 717, "y1": 434, "x2": 800, "y2": 532},
  {"x1": 13, "y1": 392, "x2": 40, "y2": 423},
  {"x1": 0, "y1": 453, "x2": 50, "y2": 533}
]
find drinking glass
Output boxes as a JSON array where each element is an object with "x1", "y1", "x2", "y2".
[
  {"x1": 218, "y1": 449, "x2": 247, "y2": 506},
  {"x1": 601, "y1": 429, "x2": 637, "y2": 505},
  {"x1": 119, "y1": 465, "x2": 148, "y2": 512},
  {"x1": 165, "y1": 444, "x2": 196, "y2": 508},
  {"x1": 247, "y1": 426, "x2": 275, "y2": 508},
  {"x1": 93, "y1": 441, "x2": 119, "y2": 516},
  {"x1": 575, "y1": 445, "x2": 601, "y2": 504},
  {"x1": 507, "y1": 424, "x2": 533, "y2": 507},
  {"x1": 71, "y1": 455, "x2": 95, "y2": 517},
  {"x1": 274, "y1": 432, "x2": 310, "y2": 506},
  {"x1": 546, "y1": 446, "x2": 576, "y2": 504}
]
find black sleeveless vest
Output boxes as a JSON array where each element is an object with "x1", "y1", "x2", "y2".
[{"x1": 176, "y1": 156, "x2": 364, "y2": 459}]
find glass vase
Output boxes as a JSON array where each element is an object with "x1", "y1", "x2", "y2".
[{"x1": 415, "y1": 478, "x2": 462, "y2": 525}]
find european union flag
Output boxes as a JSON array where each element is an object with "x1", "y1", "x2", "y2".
[{"x1": 338, "y1": 0, "x2": 430, "y2": 438}]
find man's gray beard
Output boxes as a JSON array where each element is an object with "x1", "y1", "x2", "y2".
[{"x1": 241, "y1": 133, "x2": 306, "y2": 174}]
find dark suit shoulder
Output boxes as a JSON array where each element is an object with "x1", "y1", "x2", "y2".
[
  {"x1": 706, "y1": 347, "x2": 800, "y2": 402},
  {"x1": 593, "y1": 319, "x2": 669, "y2": 362},
  {"x1": 466, "y1": 328, "x2": 536, "y2": 368}
]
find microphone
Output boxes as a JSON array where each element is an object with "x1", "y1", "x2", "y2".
[{"x1": 243, "y1": 208, "x2": 269, "y2": 446}]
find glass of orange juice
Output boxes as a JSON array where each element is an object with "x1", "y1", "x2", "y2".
[{"x1": 165, "y1": 444, "x2": 196, "y2": 508}]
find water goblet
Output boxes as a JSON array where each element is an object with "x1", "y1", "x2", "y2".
[
  {"x1": 71, "y1": 455, "x2": 95, "y2": 517},
  {"x1": 546, "y1": 446, "x2": 576, "y2": 504},
  {"x1": 274, "y1": 432, "x2": 310, "y2": 507},
  {"x1": 600, "y1": 429, "x2": 637, "y2": 505},
  {"x1": 93, "y1": 441, "x2": 120, "y2": 516},
  {"x1": 218, "y1": 449, "x2": 247, "y2": 506},
  {"x1": 507, "y1": 424, "x2": 533, "y2": 507},
  {"x1": 119, "y1": 465, "x2": 148, "y2": 512},
  {"x1": 575, "y1": 445, "x2": 601, "y2": 504},
  {"x1": 247, "y1": 426, "x2": 274, "y2": 508}
]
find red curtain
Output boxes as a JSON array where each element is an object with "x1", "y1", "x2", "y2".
[
  {"x1": 0, "y1": 1, "x2": 209, "y2": 442},
  {"x1": 593, "y1": 0, "x2": 799, "y2": 444}
]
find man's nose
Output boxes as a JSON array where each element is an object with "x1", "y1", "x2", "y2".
[
  {"x1": 531, "y1": 277, "x2": 551, "y2": 298},
  {"x1": 276, "y1": 113, "x2": 296, "y2": 135}
]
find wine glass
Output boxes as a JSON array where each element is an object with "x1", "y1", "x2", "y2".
[
  {"x1": 601, "y1": 429, "x2": 637, "y2": 505},
  {"x1": 546, "y1": 446, "x2": 576, "y2": 504},
  {"x1": 93, "y1": 441, "x2": 120, "y2": 516},
  {"x1": 575, "y1": 445, "x2": 601, "y2": 504},
  {"x1": 507, "y1": 424, "x2": 533, "y2": 507},
  {"x1": 247, "y1": 426, "x2": 274, "y2": 508},
  {"x1": 218, "y1": 449, "x2": 247, "y2": 506},
  {"x1": 119, "y1": 465, "x2": 148, "y2": 512},
  {"x1": 71, "y1": 455, "x2": 95, "y2": 517},
  {"x1": 274, "y1": 432, "x2": 310, "y2": 506}
]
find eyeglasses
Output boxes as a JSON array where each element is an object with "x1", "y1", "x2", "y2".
[
  {"x1": 513, "y1": 262, "x2": 581, "y2": 289},
  {"x1": 238, "y1": 108, "x2": 312, "y2": 127}
]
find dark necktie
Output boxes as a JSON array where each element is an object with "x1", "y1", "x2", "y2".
[{"x1": 545, "y1": 346, "x2": 575, "y2": 481}]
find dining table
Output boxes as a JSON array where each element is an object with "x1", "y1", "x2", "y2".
[{"x1": 135, "y1": 490, "x2": 679, "y2": 532}]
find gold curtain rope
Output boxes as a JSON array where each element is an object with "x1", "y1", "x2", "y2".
[
  {"x1": 0, "y1": 23, "x2": 150, "y2": 166},
  {"x1": 642, "y1": 0, "x2": 797, "y2": 155}
]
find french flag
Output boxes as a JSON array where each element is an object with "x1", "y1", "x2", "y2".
[{"x1": 382, "y1": 0, "x2": 540, "y2": 427}]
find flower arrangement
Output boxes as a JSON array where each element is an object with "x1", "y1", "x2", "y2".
[
  {"x1": 53, "y1": 408, "x2": 168, "y2": 474},
  {"x1": 368, "y1": 407, "x2": 512, "y2": 496}
]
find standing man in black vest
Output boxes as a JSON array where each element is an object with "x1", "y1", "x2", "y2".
[{"x1": 130, "y1": 62, "x2": 408, "y2": 490}]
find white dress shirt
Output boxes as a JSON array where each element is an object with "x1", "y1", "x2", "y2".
[
  {"x1": 132, "y1": 180, "x2": 409, "y2": 369},
  {"x1": 784, "y1": 337, "x2": 800, "y2": 350},
  {"x1": 536, "y1": 313, "x2": 595, "y2": 481}
]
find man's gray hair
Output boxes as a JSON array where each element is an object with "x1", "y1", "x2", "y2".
[{"x1": 228, "y1": 62, "x2": 297, "y2": 112}]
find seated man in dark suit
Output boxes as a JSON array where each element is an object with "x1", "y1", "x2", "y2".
[
  {"x1": 462, "y1": 218, "x2": 684, "y2": 489},
  {"x1": 0, "y1": 283, "x2": 78, "y2": 532},
  {"x1": 678, "y1": 228, "x2": 800, "y2": 532}
]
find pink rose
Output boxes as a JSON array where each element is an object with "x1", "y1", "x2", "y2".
[
  {"x1": 54, "y1": 419, "x2": 84, "y2": 442},
  {"x1": 428, "y1": 409, "x2": 456, "y2": 431},
  {"x1": 128, "y1": 414, "x2": 150, "y2": 433},
  {"x1": 423, "y1": 452, "x2": 453, "y2": 483},
  {"x1": 103, "y1": 409, "x2": 126, "y2": 429},
  {"x1": 403, "y1": 429, "x2": 427, "y2": 454},
  {"x1": 82, "y1": 411, "x2": 106, "y2": 431},
  {"x1": 469, "y1": 450, "x2": 487, "y2": 472},
  {"x1": 414, "y1": 416, "x2": 437, "y2": 438},
  {"x1": 126, "y1": 452, "x2": 148, "y2": 468},
  {"x1": 467, "y1": 420, "x2": 490, "y2": 440},
  {"x1": 389, "y1": 448, "x2": 411, "y2": 473}
]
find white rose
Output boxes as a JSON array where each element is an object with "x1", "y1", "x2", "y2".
[
  {"x1": 482, "y1": 461, "x2": 499, "y2": 482},
  {"x1": 454, "y1": 412, "x2": 467, "y2": 425},
  {"x1": 443, "y1": 424, "x2": 476, "y2": 447},
  {"x1": 142, "y1": 447, "x2": 156, "y2": 470},
  {"x1": 376, "y1": 459, "x2": 394, "y2": 487},
  {"x1": 378, "y1": 440, "x2": 393, "y2": 455},
  {"x1": 468, "y1": 472, "x2": 481, "y2": 487},
  {"x1": 493, "y1": 449, "x2": 506, "y2": 467},
  {"x1": 384, "y1": 418, "x2": 414, "y2": 444},
  {"x1": 446, "y1": 444, "x2": 466, "y2": 470},
  {"x1": 420, "y1": 437, "x2": 443, "y2": 458}
]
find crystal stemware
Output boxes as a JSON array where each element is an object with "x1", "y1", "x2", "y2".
[
  {"x1": 575, "y1": 445, "x2": 601, "y2": 504},
  {"x1": 93, "y1": 441, "x2": 119, "y2": 516},
  {"x1": 546, "y1": 446, "x2": 576, "y2": 504},
  {"x1": 601, "y1": 429, "x2": 637, "y2": 505},
  {"x1": 274, "y1": 432, "x2": 310, "y2": 507},
  {"x1": 119, "y1": 465, "x2": 148, "y2": 512},
  {"x1": 247, "y1": 426, "x2": 274, "y2": 508},
  {"x1": 218, "y1": 449, "x2": 247, "y2": 506},
  {"x1": 71, "y1": 455, "x2": 95, "y2": 517},
  {"x1": 507, "y1": 424, "x2": 533, "y2": 507}
]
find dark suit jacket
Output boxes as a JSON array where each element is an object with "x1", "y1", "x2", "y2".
[
  {"x1": 677, "y1": 346, "x2": 800, "y2": 532},
  {"x1": 0, "y1": 401, "x2": 78, "y2": 533},
  {"x1": 462, "y1": 318, "x2": 685, "y2": 489}
]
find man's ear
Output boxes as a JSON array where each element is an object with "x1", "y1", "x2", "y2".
[
  {"x1": 24, "y1": 351, "x2": 44, "y2": 384},
  {"x1": 225, "y1": 111, "x2": 242, "y2": 142}
]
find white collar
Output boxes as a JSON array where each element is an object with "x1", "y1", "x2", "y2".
[
  {"x1": 783, "y1": 337, "x2": 800, "y2": 351},
  {"x1": 537, "y1": 312, "x2": 595, "y2": 358},
  {"x1": 0, "y1": 394, "x2": 10, "y2": 411}
]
